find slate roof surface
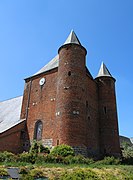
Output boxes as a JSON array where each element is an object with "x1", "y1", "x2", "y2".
[
  {"x1": 34, "y1": 54, "x2": 59, "y2": 76},
  {"x1": 64, "y1": 30, "x2": 81, "y2": 45},
  {"x1": 97, "y1": 62, "x2": 112, "y2": 78},
  {"x1": 0, "y1": 96, "x2": 24, "y2": 133}
]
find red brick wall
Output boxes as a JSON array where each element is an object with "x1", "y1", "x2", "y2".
[
  {"x1": 86, "y1": 75, "x2": 100, "y2": 156},
  {"x1": 0, "y1": 121, "x2": 25, "y2": 153},
  {"x1": 19, "y1": 44, "x2": 120, "y2": 157},
  {"x1": 56, "y1": 44, "x2": 87, "y2": 154},
  {"x1": 21, "y1": 69, "x2": 58, "y2": 147},
  {"x1": 95, "y1": 77, "x2": 121, "y2": 157}
]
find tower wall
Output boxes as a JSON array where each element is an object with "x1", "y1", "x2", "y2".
[
  {"x1": 95, "y1": 76, "x2": 121, "y2": 157},
  {"x1": 86, "y1": 76, "x2": 100, "y2": 157},
  {"x1": 56, "y1": 44, "x2": 88, "y2": 156}
]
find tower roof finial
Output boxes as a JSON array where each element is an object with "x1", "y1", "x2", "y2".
[
  {"x1": 97, "y1": 62, "x2": 112, "y2": 78},
  {"x1": 64, "y1": 30, "x2": 81, "y2": 45}
]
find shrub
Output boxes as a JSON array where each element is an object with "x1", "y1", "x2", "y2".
[
  {"x1": 30, "y1": 140, "x2": 50, "y2": 154},
  {"x1": 20, "y1": 174, "x2": 34, "y2": 180},
  {"x1": 50, "y1": 144, "x2": 75, "y2": 157},
  {"x1": 63, "y1": 155, "x2": 94, "y2": 165},
  {"x1": 43, "y1": 154, "x2": 57, "y2": 163},
  {"x1": 29, "y1": 168, "x2": 47, "y2": 178},
  {"x1": 19, "y1": 167, "x2": 29, "y2": 175},
  {"x1": 121, "y1": 141, "x2": 133, "y2": 165},
  {"x1": 0, "y1": 151, "x2": 16, "y2": 162},
  {"x1": 95, "y1": 156, "x2": 121, "y2": 165},
  {"x1": 39, "y1": 144, "x2": 50, "y2": 154},
  {"x1": 122, "y1": 157, "x2": 133, "y2": 165},
  {"x1": 0, "y1": 167, "x2": 8, "y2": 177},
  {"x1": 18, "y1": 152, "x2": 37, "y2": 164},
  {"x1": 60, "y1": 168, "x2": 99, "y2": 180},
  {"x1": 35, "y1": 154, "x2": 57, "y2": 164},
  {"x1": 29, "y1": 141, "x2": 39, "y2": 154},
  {"x1": 35, "y1": 153, "x2": 45, "y2": 164}
]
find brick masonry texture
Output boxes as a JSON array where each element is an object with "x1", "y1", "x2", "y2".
[
  {"x1": 0, "y1": 41, "x2": 121, "y2": 158},
  {"x1": 0, "y1": 121, "x2": 25, "y2": 153}
]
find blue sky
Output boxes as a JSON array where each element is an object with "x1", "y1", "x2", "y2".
[{"x1": 0, "y1": 0, "x2": 132, "y2": 137}]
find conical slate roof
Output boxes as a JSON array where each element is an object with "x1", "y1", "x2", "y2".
[
  {"x1": 64, "y1": 30, "x2": 81, "y2": 45},
  {"x1": 28, "y1": 31, "x2": 82, "y2": 78},
  {"x1": 97, "y1": 62, "x2": 112, "y2": 78}
]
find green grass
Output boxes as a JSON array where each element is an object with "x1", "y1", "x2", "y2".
[
  {"x1": 0, "y1": 163, "x2": 133, "y2": 179},
  {"x1": 1, "y1": 164, "x2": 133, "y2": 180}
]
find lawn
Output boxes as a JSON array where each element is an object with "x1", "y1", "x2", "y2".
[{"x1": 0, "y1": 163, "x2": 133, "y2": 179}]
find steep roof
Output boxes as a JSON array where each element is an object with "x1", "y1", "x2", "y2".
[
  {"x1": 34, "y1": 55, "x2": 59, "y2": 76},
  {"x1": 27, "y1": 30, "x2": 89, "y2": 78},
  {"x1": 97, "y1": 62, "x2": 112, "y2": 78},
  {"x1": 64, "y1": 30, "x2": 81, "y2": 45},
  {"x1": 0, "y1": 96, "x2": 24, "y2": 133}
]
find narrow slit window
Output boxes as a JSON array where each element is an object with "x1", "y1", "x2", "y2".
[
  {"x1": 57, "y1": 139, "x2": 59, "y2": 145},
  {"x1": 104, "y1": 106, "x2": 107, "y2": 114},
  {"x1": 68, "y1": 71, "x2": 71, "y2": 76},
  {"x1": 86, "y1": 101, "x2": 88, "y2": 108}
]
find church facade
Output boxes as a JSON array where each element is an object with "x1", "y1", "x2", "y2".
[{"x1": 0, "y1": 31, "x2": 121, "y2": 157}]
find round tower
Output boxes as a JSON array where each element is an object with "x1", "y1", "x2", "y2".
[
  {"x1": 56, "y1": 31, "x2": 88, "y2": 156},
  {"x1": 95, "y1": 62, "x2": 121, "y2": 157}
]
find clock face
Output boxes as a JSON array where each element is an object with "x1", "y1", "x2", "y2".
[{"x1": 39, "y1": 78, "x2": 45, "y2": 86}]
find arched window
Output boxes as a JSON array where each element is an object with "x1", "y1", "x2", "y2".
[{"x1": 34, "y1": 120, "x2": 43, "y2": 141}]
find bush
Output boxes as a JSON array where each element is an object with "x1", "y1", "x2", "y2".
[
  {"x1": 0, "y1": 167, "x2": 8, "y2": 177},
  {"x1": 39, "y1": 144, "x2": 50, "y2": 154},
  {"x1": 30, "y1": 140, "x2": 50, "y2": 154},
  {"x1": 18, "y1": 152, "x2": 37, "y2": 164},
  {"x1": 122, "y1": 157, "x2": 133, "y2": 165},
  {"x1": 121, "y1": 141, "x2": 133, "y2": 165},
  {"x1": 20, "y1": 174, "x2": 34, "y2": 180},
  {"x1": 19, "y1": 166, "x2": 29, "y2": 175},
  {"x1": 63, "y1": 155, "x2": 94, "y2": 165},
  {"x1": 95, "y1": 156, "x2": 121, "y2": 165},
  {"x1": 0, "y1": 151, "x2": 16, "y2": 162},
  {"x1": 60, "y1": 168, "x2": 99, "y2": 180},
  {"x1": 50, "y1": 144, "x2": 75, "y2": 157},
  {"x1": 29, "y1": 168, "x2": 46, "y2": 178},
  {"x1": 35, "y1": 154, "x2": 57, "y2": 164},
  {"x1": 29, "y1": 141, "x2": 39, "y2": 154}
]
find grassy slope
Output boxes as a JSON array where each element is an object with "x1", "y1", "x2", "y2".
[{"x1": 0, "y1": 163, "x2": 133, "y2": 179}]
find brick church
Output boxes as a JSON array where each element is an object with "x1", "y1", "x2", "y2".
[{"x1": 0, "y1": 31, "x2": 121, "y2": 157}]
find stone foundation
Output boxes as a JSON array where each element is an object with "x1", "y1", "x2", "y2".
[{"x1": 72, "y1": 146, "x2": 88, "y2": 157}]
